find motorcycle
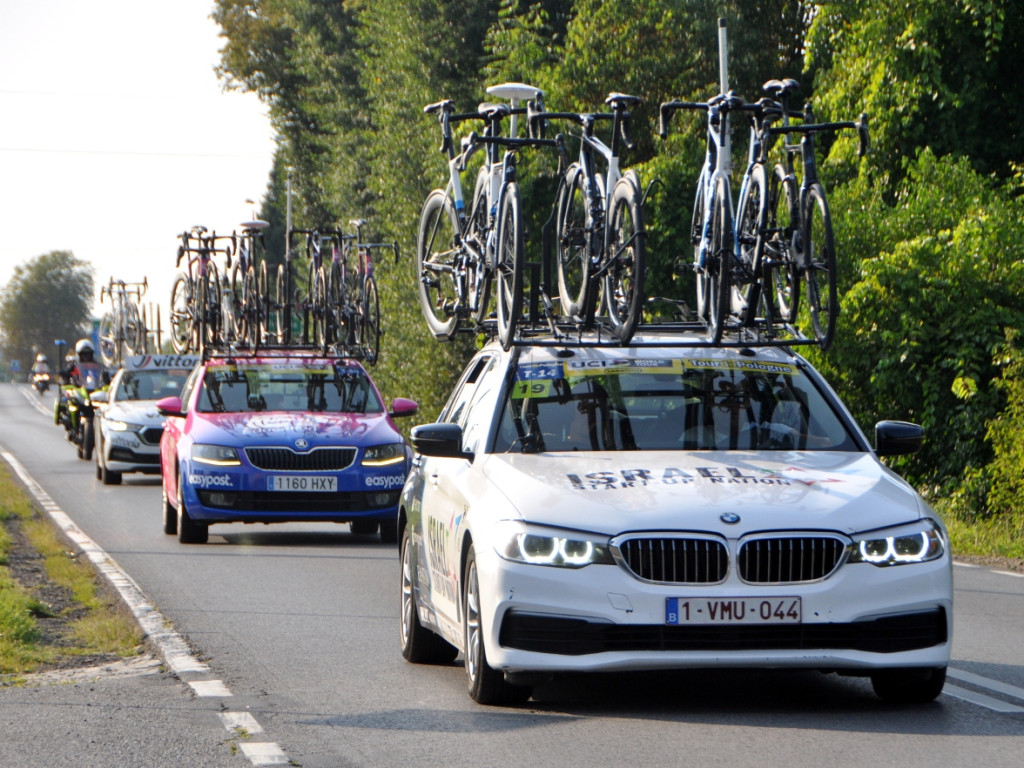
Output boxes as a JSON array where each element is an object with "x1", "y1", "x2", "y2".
[
  {"x1": 32, "y1": 371, "x2": 51, "y2": 395},
  {"x1": 65, "y1": 366, "x2": 104, "y2": 460}
]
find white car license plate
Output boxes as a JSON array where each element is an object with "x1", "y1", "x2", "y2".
[
  {"x1": 666, "y1": 597, "x2": 801, "y2": 625},
  {"x1": 268, "y1": 475, "x2": 337, "y2": 492}
]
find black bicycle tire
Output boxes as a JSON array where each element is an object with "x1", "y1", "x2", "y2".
[
  {"x1": 274, "y1": 262, "x2": 292, "y2": 344},
  {"x1": 415, "y1": 189, "x2": 461, "y2": 340},
  {"x1": 495, "y1": 182, "x2": 524, "y2": 351},
  {"x1": 327, "y1": 260, "x2": 345, "y2": 349},
  {"x1": 555, "y1": 164, "x2": 590, "y2": 318},
  {"x1": 768, "y1": 164, "x2": 799, "y2": 324},
  {"x1": 734, "y1": 162, "x2": 768, "y2": 325},
  {"x1": 705, "y1": 176, "x2": 733, "y2": 344},
  {"x1": 169, "y1": 273, "x2": 195, "y2": 354},
  {"x1": 603, "y1": 173, "x2": 646, "y2": 343},
  {"x1": 362, "y1": 276, "x2": 381, "y2": 365},
  {"x1": 468, "y1": 167, "x2": 493, "y2": 325},
  {"x1": 802, "y1": 182, "x2": 838, "y2": 349}
]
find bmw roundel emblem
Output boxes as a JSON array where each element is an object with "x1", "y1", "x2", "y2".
[
  {"x1": 294, "y1": 438, "x2": 309, "y2": 450},
  {"x1": 720, "y1": 512, "x2": 741, "y2": 525}
]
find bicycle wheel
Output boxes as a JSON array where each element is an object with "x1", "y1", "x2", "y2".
[
  {"x1": 310, "y1": 263, "x2": 329, "y2": 354},
  {"x1": 169, "y1": 273, "x2": 196, "y2": 353},
  {"x1": 274, "y1": 262, "x2": 292, "y2": 344},
  {"x1": 125, "y1": 301, "x2": 146, "y2": 354},
  {"x1": 766, "y1": 165, "x2": 799, "y2": 324},
  {"x1": 699, "y1": 177, "x2": 733, "y2": 344},
  {"x1": 495, "y1": 182, "x2": 524, "y2": 350},
  {"x1": 555, "y1": 164, "x2": 590, "y2": 317},
  {"x1": 202, "y1": 261, "x2": 221, "y2": 349},
  {"x1": 468, "y1": 167, "x2": 493, "y2": 325},
  {"x1": 802, "y1": 183, "x2": 838, "y2": 349},
  {"x1": 603, "y1": 173, "x2": 646, "y2": 343},
  {"x1": 327, "y1": 261, "x2": 347, "y2": 349},
  {"x1": 416, "y1": 189, "x2": 461, "y2": 340},
  {"x1": 98, "y1": 312, "x2": 117, "y2": 366},
  {"x1": 733, "y1": 163, "x2": 767, "y2": 325},
  {"x1": 361, "y1": 276, "x2": 381, "y2": 365}
]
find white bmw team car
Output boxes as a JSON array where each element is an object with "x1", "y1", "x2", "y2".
[
  {"x1": 92, "y1": 354, "x2": 198, "y2": 485},
  {"x1": 398, "y1": 334, "x2": 952, "y2": 705}
]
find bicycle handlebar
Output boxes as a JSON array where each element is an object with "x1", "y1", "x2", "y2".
[{"x1": 769, "y1": 113, "x2": 871, "y2": 157}]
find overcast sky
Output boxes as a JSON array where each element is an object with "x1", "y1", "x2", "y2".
[{"x1": 0, "y1": 0, "x2": 276, "y2": 348}]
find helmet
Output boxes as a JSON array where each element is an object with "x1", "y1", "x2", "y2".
[
  {"x1": 75, "y1": 338, "x2": 94, "y2": 355},
  {"x1": 36, "y1": 353, "x2": 48, "y2": 362}
]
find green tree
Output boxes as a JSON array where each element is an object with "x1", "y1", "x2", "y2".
[
  {"x1": 0, "y1": 252, "x2": 95, "y2": 374},
  {"x1": 806, "y1": 0, "x2": 1024, "y2": 188},
  {"x1": 807, "y1": 150, "x2": 1024, "y2": 503}
]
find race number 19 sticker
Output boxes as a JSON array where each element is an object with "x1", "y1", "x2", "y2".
[{"x1": 511, "y1": 379, "x2": 553, "y2": 399}]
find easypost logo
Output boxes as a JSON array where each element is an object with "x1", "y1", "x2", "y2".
[
  {"x1": 365, "y1": 474, "x2": 405, "y2": 490},
  {"x1": 188, "y1": 473, "x2": 235, "y2": 489}
]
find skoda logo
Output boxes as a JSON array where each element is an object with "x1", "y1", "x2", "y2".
[
  {"x1": 294, "y1": 438, "x2": 309, "y2": 450},
  {"x1": 720, "y1": 512, "x2": 741, "y2": 525}
]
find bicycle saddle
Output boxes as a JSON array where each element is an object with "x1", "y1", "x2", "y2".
[
  {"x1": 477, "y1": 102, "x2": 511, "y2": 119},
  {"x1": 763, "y1": 79, "x2": 800, "y2": 97},
  {"x1": 485, "y1": 82, "x2": 543, "y2": 102},
  {"x1": 240, "y1": 220, "x2": 269, "y2": 231},
  {"x1": 606, "y1": 92, "x2": 641, "y2": 107}
]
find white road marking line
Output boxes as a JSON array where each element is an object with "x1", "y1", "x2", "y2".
[
  {"x1": 190, "y1": 679, "x2": 232, "y2": 697},
  {"x1": 0, "y1": 448, "x2": 289, "y2": 768},
  {"x1": 993, "y1": 570, "x2": 1024, "y2": 578},
  {"x1": 20, "y1": 386, "x2": 54, "y2": 417},
  {"x1": 944, "y1": 684, "x2": 1024, "y2": 713},
  {"x1": 953, "y1": 562, "x2": 979, "y2": 568},
  {"x1": 239, "y1": 742, "x2": 290, "y2": 766},
  {"x1": 219, "y1": 712, "x2": 265, "y2": 734},
  {"x1": 948, "y1": 668, "x2": 1024, "y2": 703}
]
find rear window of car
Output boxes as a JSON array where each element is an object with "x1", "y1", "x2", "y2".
[
  {"x1": 116, "y1": 369, "x2": 191, "y2": 401},
  {"x1": 196, "y1": 362, "x2": 383, "y2": 414},
  {"x1": 493, "y1": 355, "x2": 857, "y2": 453}
]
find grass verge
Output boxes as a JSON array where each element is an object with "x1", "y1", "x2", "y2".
[{"x1": 0, "y1": 462, "x2": 143, "y2": 679}]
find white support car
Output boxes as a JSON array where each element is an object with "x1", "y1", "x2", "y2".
[
  {"x1": 93, "y1": 354, "x2": 198, "y2": 485},
  {"x1": 398, "y1": 334, "x2": 953, "y2": 705}
]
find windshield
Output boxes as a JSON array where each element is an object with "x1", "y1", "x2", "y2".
[
  {"x1": 494, "y1": 356, "x2": 857, "y2": 453},
  {"x1": 117, "y1": 369, "x2": 191, "y2": 401},
  {"x1": 196, "y1": 362, "x2": 383, "y2": 414}
]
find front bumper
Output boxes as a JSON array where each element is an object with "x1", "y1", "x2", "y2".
[{"x1": 475, "y1": 546, "x2": 953, "y2": 674}]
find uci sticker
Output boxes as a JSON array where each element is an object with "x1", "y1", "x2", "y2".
[{"x1": 565, "y1": 358, "x2": 681, "y2": 376}]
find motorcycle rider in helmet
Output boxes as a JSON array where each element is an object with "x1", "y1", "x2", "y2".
[{"x1": 68, "y1": 338, "x2": 103, "y2": 387}]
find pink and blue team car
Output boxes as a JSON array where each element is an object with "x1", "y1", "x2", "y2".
[{"x1": 157, "y1": 353, "x2": 417, "y2": 544}]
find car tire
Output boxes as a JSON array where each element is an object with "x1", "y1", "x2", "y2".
[
  {"x1": 350, "y1": 519, "x2": 379, "y2": 535},
  {"x1": 379, "y1": 516, "x2": 398, "y2": 544},
  {"x1": 400, "y1": 526, "x2": 458, "y2": 665},
  {"x1": 100, "y1": 463, "x2": 122, "y2": 485},
  {"x1": 177, "y1": 473, "x2": 208, "y2": 544},
  {"x1": 463, "y1": 544, "x2": 532, "y2": 705},
  {"x1": 870, "y1": 666, "x2": 947, "y2": 704},
  {"x1": 162, "y1": 483, "x2": 177, "y2": 536}
]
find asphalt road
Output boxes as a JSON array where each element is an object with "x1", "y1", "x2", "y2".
[{"x1": 1, "y1": 382, "x2": 1023, "y2": 768}]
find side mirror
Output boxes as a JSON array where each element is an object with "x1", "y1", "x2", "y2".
[
  {"x1": 875, "y1": 420, "x2": 924, "y2": 457},
  {"x1": 411, "y1": 422, "x2": 473, "y2": 460},
  {"x1": 90, "y1": 390, "x2": 109, "y2": 404},
  {"x1": 156, "y1": 396, "x2": 184, "y2": 418},
  {"x1": 389, "y1": 397, "x2": 419, "y2": 419}
]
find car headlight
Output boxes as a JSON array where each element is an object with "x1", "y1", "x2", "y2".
[
  {"x1": 192, "y1": 444, "x2": 241, "y2": 466},
  {"x1": 106, "y1": 420, "x2": 137, "y2": 432},
  {"x1": 848, "y1": 520, "x2": 945, "y2": 566},
  {"x1": 362, "y1": 443, "x2": 405, "y2": 467},
  {"x1": 496, "y1": 522, "x2": 614, "y2": 568}
]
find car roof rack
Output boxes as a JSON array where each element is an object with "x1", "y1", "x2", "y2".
[
  {"x1": 200, "y1": 342, "x2": 367, "y2": 363},
  {"x1": 460, "y1": 210, "x2": 824, "y2": 351}
]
